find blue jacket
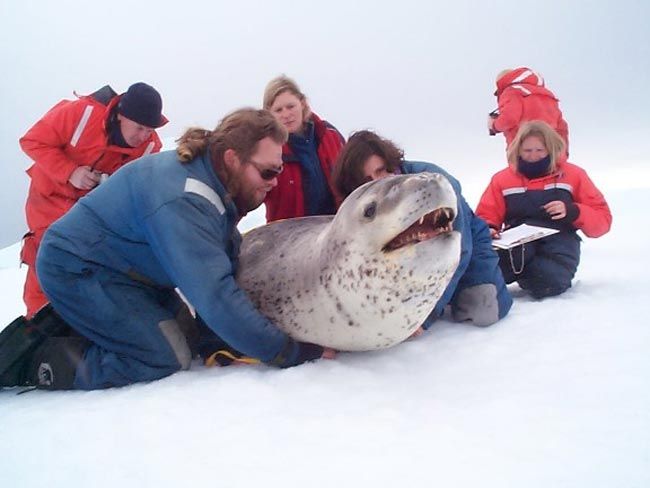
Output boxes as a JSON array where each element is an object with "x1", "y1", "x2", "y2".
[
  {"x1": 400, "y1": 161, "x2": 512, "y2": 326},
  {"x1": 43, "y1": 150, "x2": 296, "y2": 363}
]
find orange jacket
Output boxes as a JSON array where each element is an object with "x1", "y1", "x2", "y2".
[
  {"x1": 21, "y1": 86, "x2": 164, "y2": 234},
  {"x1": 493, "y1": 68, "x2": 569, "y2": 147},
  {"x1": 476, "y1": 159, "x2": 611, "y2": 239}
]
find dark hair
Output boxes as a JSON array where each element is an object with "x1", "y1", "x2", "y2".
[{"x1": 332, "y1": 130, "x2": 404, "y2": 198}]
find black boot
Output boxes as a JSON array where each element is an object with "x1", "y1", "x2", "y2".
[
  {"x1": 0, "y1": 316, "x2": 30, "y2": 386},
  {"x1": 27, "y1": 337, "x2": 90, "y2": 390},
  {"x1": 0, "y1": 305, "x2": 73, "y2": 388}
]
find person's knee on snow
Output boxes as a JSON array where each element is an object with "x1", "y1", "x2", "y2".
[
  {"x1": 521, "y1": 237, "x2": 579, "y2": 299},
  {"x1": 451, "y1": 283, "x2": 499, "y2": 327},
  {"x1": 519, "y1": 265, "x2": 574, "y2": 299}
]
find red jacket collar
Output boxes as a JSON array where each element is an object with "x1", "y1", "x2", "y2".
[{"x1": 281, "y1": 112, "x2": 328, "y2": 159}]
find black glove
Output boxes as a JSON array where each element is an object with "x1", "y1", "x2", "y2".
[
  {"x1": 294, "y1": 341, "x2": 324, "y2": 366},
  {"x1": 270, "y1": 338, "x2": 324, "y2": 368}
]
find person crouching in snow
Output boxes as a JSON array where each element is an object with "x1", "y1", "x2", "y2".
[
  {"x1": 20, "y1": 82, "x2": 167, "y2": 319},
  {"x1": 476, "y1": 121, "x2": 612, "y2": 299},
  {"x1": 1, "y1": 108, "x2": 333, "y2": 391},
  {"x1": 488, "y1": 67, "x2": 569, "y2": 152}
]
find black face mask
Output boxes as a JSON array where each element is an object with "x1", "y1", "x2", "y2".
[{"x1": 518, "y1": 155, "x2": 551, "y2": 179}]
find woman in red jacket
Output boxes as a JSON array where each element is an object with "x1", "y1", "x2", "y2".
[
  {"x1": 20, "y1": 82, "x2": 166, "y2": 318},
  {"x1": 488, "y1": 67, "x2": 569, "y2": 151},
  {"x1": 476, "y1": 121, "x2": 611, "y2": 299},
  {"x1": 262, "y1": 75, "x2": 344, "y2": 222}
]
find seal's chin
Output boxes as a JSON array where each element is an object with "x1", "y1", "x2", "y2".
[{"x1": 383, "y1": 207, "x2": 455, "y2": 252}]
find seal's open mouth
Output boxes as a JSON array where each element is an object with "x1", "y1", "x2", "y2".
[{"x1": 383, "y1": 207, "x2": 455, "y2": 252}]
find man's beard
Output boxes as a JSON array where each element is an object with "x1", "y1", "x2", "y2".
[
  {"x1": 221, "y1": 163, "x2": 264, "y2": 215},
  {"x1": 233, "y1": 191, "x2": 264, "y2": 215}
]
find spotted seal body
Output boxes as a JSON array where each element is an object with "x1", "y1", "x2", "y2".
[{"x1": 236, "y1": 173, "x2": 461, "y2": 351}]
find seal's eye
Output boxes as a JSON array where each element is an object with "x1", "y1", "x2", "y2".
[{"x1": 363, "y1": 202, "x2": 377, "y2": 219}]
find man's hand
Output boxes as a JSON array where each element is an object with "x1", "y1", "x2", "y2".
[
  {"x1": 69, "y1": 166, "x2": 101, "y2": 190},
  {"x1": 322, "y1": 347, "x2": 337, "y2": 359},
  {"x1": 409, "y1": 326, "x2": 424, "y2": 339}
]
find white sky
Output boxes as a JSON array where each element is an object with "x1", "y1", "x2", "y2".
[{"x1": 1, "y1": 0, "x2": 649, "y2": 247}]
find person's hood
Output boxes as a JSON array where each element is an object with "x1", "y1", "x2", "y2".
[{"x1": 495, "y1": 67, "x2": 548, "y2": 97}]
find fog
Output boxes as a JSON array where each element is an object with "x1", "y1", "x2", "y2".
[{"x1": 1, "y1": 0, "x2": 648, "y2": 247}]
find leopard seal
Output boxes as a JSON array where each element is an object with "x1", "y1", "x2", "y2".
[{"x1": 236, "y1": 172, "x2": 461, "y2": 351}]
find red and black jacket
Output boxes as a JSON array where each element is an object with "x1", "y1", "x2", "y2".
[
  {"x1": 264, "y1": 112, "x2": 344, "y2": 222},
  {"x1": 476, "y1": 159, "x2": 611, "y2": 239}
]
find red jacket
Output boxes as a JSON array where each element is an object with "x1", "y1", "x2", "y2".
[
  {"x1": 21, "y1": 86, "x2": 165, "y2": 235},
  {"x1": 264, "y1": 113, "x2": 344, "y2": 222},
  {"x1": 476, "y1": 159, "x2": 611, "y2": 239},
  {"x1": 493, "y1": 68, "x2": 569, "y2": 147}
]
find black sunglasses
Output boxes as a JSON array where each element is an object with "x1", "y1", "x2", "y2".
[{"x1": 249, "y1": 160, "x2": 284, "y2": 181}]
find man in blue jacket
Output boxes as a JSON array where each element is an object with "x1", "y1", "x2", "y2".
[
  {"x1": 2, "y1": 108, "x2": 329, "y2": 390},
  {"x1": 333, "y1": 130, "x2": 513, "y2": 331}
]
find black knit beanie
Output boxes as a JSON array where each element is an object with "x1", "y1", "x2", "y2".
[{"x1": 117, "y1": 82, "x2": 164, "y2": 128}]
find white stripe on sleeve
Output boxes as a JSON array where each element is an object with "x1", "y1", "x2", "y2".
[
  {"x1": 70, "y1": 105, "x2": 94, "y2": 147},
  {"x1": 184, "y1": 178, "x2": 225, "y2": 215}
]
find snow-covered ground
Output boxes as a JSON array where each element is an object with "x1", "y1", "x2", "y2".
[{"x1": 1, "y1": 188, "x2": 648, "y2": 488}]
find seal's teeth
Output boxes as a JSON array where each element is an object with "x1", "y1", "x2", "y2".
[{"x1": 419, "y1": 216, "x2": 424, "y2": 225}]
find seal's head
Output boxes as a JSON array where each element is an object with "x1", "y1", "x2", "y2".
[
  {"x1": 330, "y1": 172, "x2": 459, "y2": 261},
  {"x1": 316, "y1": 172, "x2": 462, "y2": 349}
]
